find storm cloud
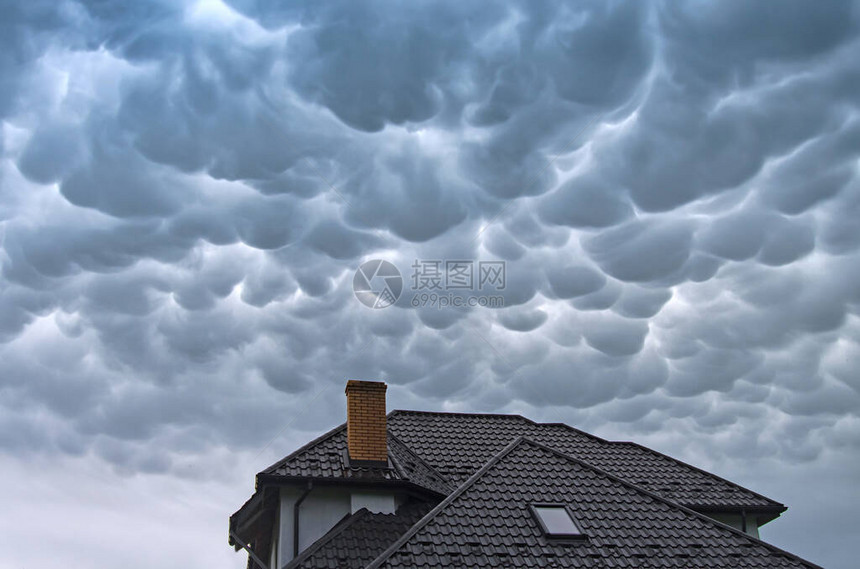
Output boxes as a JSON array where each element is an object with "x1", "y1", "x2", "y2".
[{"x1": 1, "y1": 1, "x2": 859, "y2": 568}]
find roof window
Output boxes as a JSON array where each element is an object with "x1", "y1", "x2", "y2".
[{"x1": 530, "y1": 504, "x2": 586, "y2": 539}]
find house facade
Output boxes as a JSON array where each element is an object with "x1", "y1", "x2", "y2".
[{"x1": 229, "y1": 380, "x2": 819, "y2": 569}]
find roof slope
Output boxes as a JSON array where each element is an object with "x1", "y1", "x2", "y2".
[
  {"x1": 257, "y1": 410, "x2": 782, "y2": 511},
  {"x1": 367, "y1": 438, "x2": 819, "y2": 569},
  {"x1": 261, "y1": 425, "x2": 451, "y2": 495},
  {"x1": 386, "y1": 410, "x2": 782, "y2": 509},
  {"x1": 285, "y1": 501, "x2": 434, "y2": 569},
  {"x1": 388, "y1": 434, "x2": 455, "y2": 495}
]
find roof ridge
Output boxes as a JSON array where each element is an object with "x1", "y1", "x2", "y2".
[
  {"x1": 389, "y1": 408, "x2": 613, "y2": 443},
  {"x1": 512, "y1": 438, "x2": 821, "y2": 569},
  {"x1": 283, "y1": 508, "x2": 369, "y2": 569},
  {"x1": 364, "y1": 436, "x2": 527, "y2": 569},
  {"x1": 610, "y1": 440, "x2": 785, "y2": 508},
  {"x1": 388, "y1": 409, "x2": 532, "y2": 420}
]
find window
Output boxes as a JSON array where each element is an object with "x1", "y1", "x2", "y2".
[{"x1": 530, "y1": 504, "x2": 586, "y2": 539}]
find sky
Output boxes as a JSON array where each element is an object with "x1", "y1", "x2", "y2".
[{"x1": 0, "y1": 0, "x2": 858, "y2": 567}]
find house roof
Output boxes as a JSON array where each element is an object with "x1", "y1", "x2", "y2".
[
  {"x1": 365, "y1": 438, "x2": 820, "y2": 569},
  {"x1": 260, "y1": 409, "x2": 784, "y2": 514},
  {"x1": 236, "y1": 409, "x2": 821, "y2": 569}
]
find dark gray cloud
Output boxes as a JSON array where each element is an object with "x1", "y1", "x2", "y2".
[
  {"x1": 1, "y1": 1, "x2": 859, "y2": 568},
  {"x1": 538, "y1": 173, "x2": 634, "y2": 228},
  {"x1": 545, "y1": 264, "x2": 606, "y2": 299},
  {"x1": 584, "y1": 218, "x2": 696, "y2": 283}
]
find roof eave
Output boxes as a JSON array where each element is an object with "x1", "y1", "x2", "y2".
[
  {"x1": 255, "y1": 473, "x2": 448, "y2": 499},
  {"x1": 689, "y1": 503, "x2": 788, "y2": 526}
]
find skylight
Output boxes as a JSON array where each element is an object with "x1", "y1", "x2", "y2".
[{"x1": 531, "y1": 505, "x2": 585, "y2": 538}]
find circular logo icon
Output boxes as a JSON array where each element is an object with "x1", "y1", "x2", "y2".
[{"x1": 353, "y1": 260, "x2": 403, "y2": 309}]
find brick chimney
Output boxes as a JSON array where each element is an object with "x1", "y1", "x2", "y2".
[{"x1": 345, "y1": 380, "x2": 388, "y2": 464}]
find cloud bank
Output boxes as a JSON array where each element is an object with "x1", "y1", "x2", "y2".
[{"x1": 1, "y1": 1, "x2": 859, "y2": 568}]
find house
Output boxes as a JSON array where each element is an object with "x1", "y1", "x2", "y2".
[{"x1": 229, "y1": 380, "x2": 820, "y2": 569}]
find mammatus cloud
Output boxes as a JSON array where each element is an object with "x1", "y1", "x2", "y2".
[{"x1": 1, "y1": 1, "x2": 859, "y2": 568}]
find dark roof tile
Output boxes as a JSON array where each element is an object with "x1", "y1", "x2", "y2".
[
  {"x1": 262, "y1": 427, "x2": 446, "y2": 490},
  {"x1": 366, "y1": 438, "x2": 819, "y2": 569},
  {"x1": 386, "y1": 410, "x2": 782, "y2": 509}
]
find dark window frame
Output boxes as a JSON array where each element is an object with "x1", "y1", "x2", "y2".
[{"x1": 529, "y1": 503, "x2": 588, "y2": 541}]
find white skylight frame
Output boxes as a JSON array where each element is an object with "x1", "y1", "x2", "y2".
[{"x1": 529, "y1": 503, "x2": 587, "y2": 540}]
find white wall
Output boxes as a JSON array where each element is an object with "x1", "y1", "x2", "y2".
[
  {"x1": 274, "y1": 486, "x2": 398, "y2": 568},
  {"x1": 276, "y1": 487, "x2": 350, "y2": 569},
  {"x1": 351, "y1": 491, "x2": 396, "y2": 514}
]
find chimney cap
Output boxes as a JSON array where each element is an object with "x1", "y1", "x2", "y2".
[{"x1": 345, "y1": 380, "x2": 387, "y2": 394}]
